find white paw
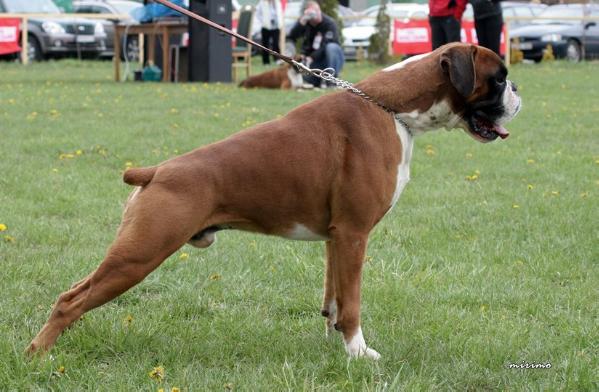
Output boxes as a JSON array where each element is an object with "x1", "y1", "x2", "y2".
[{"x1": 344, "y1": 327, "x2": 381, "y2": 360}]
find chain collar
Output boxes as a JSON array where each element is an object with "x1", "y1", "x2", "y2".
[{"x1": 292, "y1": 61, "x2": 412, "y2": 136}]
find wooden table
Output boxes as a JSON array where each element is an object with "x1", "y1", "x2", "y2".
[{"x1": 113, "y1": 21, "x2": 188, "y2": 82}]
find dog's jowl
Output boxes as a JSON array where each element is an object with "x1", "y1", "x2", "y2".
[{"x1": 28, "y1": 43, "x2": 520, "y2": 359}]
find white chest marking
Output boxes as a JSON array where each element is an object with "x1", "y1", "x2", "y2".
[
  {"x1": 390, "y1": 119, "x2": 413, "y2": 208},
  {"x1": 383, "y1": 52, "x2": 431, "y2": 72},
  {"x1": 285, "y1": 224, "x2": 329, "y2": 241}
]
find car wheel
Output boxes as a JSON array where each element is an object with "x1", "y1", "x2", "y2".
[
  {"x1": 120, "y1": 35, "x2": 140, "y2": 62},
  {"x1": 26, "y1": 35, "x2": 43, "y2": 62},
  {"x1": 566, "y1": 39, "x2": 582, "y2": 62}
]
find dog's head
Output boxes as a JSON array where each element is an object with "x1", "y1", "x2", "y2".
[{"x1": 440, "y1": 43, "x2": 521, "y2": 143}]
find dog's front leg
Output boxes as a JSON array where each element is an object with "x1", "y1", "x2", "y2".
[
  {"x1": 321, "y1": 241, "x2": 337, "y2": 336},
  {"x1": 330, "y1": 229, "x2": 380, "y2": 360}
]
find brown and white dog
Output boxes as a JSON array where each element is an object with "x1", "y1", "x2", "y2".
[
  {"x1": 239, "y1": 61, "x2": 304, "y2": 89},
  {"x1": 27, "y1": 43, "x2": 520, "y2": 359}
]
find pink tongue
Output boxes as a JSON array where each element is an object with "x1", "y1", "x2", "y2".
[{"x1": 493, "y1": 124, "x2": 510, "y2": 139}]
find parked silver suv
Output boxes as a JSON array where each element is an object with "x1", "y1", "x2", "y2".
[
  {"x1": 73, "y1": 0, "x2": 143, "y2": 60},
  {"x1": 0, "y1": 0, "x2": 107, "y2": 61}
]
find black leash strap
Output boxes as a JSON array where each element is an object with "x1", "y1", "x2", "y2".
[{"x1": 153, "y1": 0, "x2": 411, "y2": 133}]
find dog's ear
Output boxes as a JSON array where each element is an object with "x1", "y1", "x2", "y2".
[{"x1": 440, "y1": 45, "x2": 477, "y2": 97}]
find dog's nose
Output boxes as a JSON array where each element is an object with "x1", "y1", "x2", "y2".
[{"x1": 511, "y1": 82, "x2": 518, "y2": 92}]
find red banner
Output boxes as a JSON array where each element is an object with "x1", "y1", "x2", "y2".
[
  {"x1": 392, "y1": 19, "x2": 505, "y2": 56},
  {"x1": 0, "y1": 18, "x2": 20, "y2": 55}
]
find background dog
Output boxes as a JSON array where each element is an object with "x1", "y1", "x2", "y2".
[{"x1": 239, "y1": 58, "x2": 304, "y2": 89}]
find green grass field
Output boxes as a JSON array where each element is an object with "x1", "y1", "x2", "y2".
[{"x1": 0, "y1": 58, "x2": 597, "y2": 391}]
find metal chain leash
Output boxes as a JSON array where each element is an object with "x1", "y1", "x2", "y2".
[{"x1": 292, "y1": 61, "x2": 411, "y2": 133}]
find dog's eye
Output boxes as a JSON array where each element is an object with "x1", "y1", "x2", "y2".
[{"x1": 494, "y1": 76, "x2": 506, "y2": 85}]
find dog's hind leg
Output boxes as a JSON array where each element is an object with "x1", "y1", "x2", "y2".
[
  {"x1": 329, "y1": 228, "x2": 380, "y2": 360},
  {"x1": 26, "y1": 187, "x2": 202, "y2": 355}
]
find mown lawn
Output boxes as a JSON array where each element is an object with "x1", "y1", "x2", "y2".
[{"x1": 0, "y1": 58, "x2": 597, "y2": 391}]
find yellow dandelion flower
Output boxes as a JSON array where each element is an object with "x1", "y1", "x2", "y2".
[
  {"x1": 527, "y1": 184, "x2": 534, "y2": 190},
  {"x1": 125, "y1": 161, "x2": 133, "y2": 168},
  {"x1": 512, "y1": 204, "x2": 520, "y2": 209},
  {"x1": 149, "y1": 366, "x2": 165, "y2": 382},
  {"x1": 550, "y1": 191, "x2": 559, "y2": 196},
  {"x1": 158, "y1": 389, "x2": 165, "y2": 392},
  {"x1": 179, "y1": 252, "x2": 189, "y2": 261},
  {"x1": 480, "y1": 305, "x2": 487, "y2": 313},
  {"x1": 209, "y1": 273, "x2": 221, "y2": 281},
  {"x1": 59, "y1": 153, "x2": 75, "y2": 160},
  {"x1": 123, "y1": 314, "x2": 133, "y2": 326},
  {"x1": 52, "y1": 168, "x2": 59, "y2": 173},
  {"x1": 466, "y1": 174, "x2": 479, "y2": 181},
  {"x1": 171, "y1": 388, "x2": 180, "y2": 392},
  {"x1": 57, "y1": 365, "x2": 65, "y2": 374},
  {"x1": 75, "y1": 150, "x2": 83, "y2": 156},
  {"x1": 0, "y1": 223, "x2": 6, "y2": 231}
]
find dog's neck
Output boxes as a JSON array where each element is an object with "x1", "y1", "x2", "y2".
[{"x1": 356, "y1": 57, "x2": 461, "y2": 135}]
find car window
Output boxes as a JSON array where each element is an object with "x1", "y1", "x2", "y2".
[
  {"x1": 92, "y1": 5, "x2": 111, "y2": 14},
  {"x1": 74, "y1": 5, "x2": 93, "y2": 13},
  {"x1": 513, "y1": 7, "x2": 533, "y2": 18}
]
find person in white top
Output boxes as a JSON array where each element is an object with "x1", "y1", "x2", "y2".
[{"x1": 255, "y1": 0, "x2": 284, "y2": 65}]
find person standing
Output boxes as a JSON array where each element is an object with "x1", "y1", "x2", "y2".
[
  {"x1": 470, "y1": 0, "x2": 503, "y2": 55},
  {"x1": 287, "y1": 1, "x2": 344, "y2": 87},
  {"x1": 428, "y1": 0, "x2": 467, "y2": 50},
  {"x1": 256, "y1": 0, "x2": 284, "y2": 65}
]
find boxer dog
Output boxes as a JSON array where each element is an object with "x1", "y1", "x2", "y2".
[
  {"x1": 28, "y1": 43, "x2": 520, "y2": 359},
  {"x1": 239, "y1": 59, "x2": 304, "y2": 89}
]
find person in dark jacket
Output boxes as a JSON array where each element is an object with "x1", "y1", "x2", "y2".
[
  {"x1": 287, "y1": 1, "x2": 344, "y2": 87},
  {"x1": 428, "y1": 0, "x2": 468, "y2": 50},
  {"x1": 470, "y1": 0, "x2": 503, "y2": 55}
]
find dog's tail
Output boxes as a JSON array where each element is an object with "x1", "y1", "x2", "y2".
[{"x1": 123, "y1": 166, "x2": 157, "y2": 187}]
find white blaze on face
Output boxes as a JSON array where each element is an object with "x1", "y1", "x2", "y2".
[
  {"x1": 383, "y1": 52, "x2": 431, "y2": 72},
  {"x1": 496, "y1": 80, "x2": 522, "y2": 125}
]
